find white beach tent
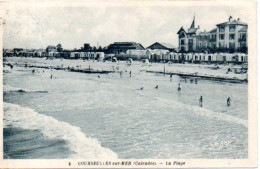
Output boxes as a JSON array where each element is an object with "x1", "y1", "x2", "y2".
[
  {"x1": 238, "y1": 53, "x2": 246, "y2": 62},
  {"x1": 226, "y1": 53, "x2": 234, "y2": 62},
  {"x1": 193, "y1": 53, "x2": 199, "y2": 61},
  {"x1": 187, "y1": 53, "x2": 193, "y2": 61},
  {"x1": 96, "y1": 52, "x2": 105, "y2": 61}
]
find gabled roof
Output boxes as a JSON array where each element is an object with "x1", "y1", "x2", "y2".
[
  {"x1": 177, "y1": 27, "x2": 186, "y2": 34},
  {"x1": 158, "y1": 42, "x2": 176, "y2": 49},
  {"x1": 209, "y1": 28, "x2": 217, "y2": 33},
  {"x1": 108, "y1": 42, "x2": 145, "y2": 50},
  {"x1": 198, "y1": 31, "x2": 210, "y2": 36},
  {"x1": 146, "y1": 42, "x2": 176, "y2": 50},
  {"x1": 238, "y1": 26, "x2": 248, "y2": 32},
  {"x1": 187, "y1": 28, "x2": 199, "y2": 34},
  {"x1": 217, "y1": 19, "x2": 247, "y2": 26}
]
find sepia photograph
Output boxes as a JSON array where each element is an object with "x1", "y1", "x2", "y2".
[{"x1": 0, "y1": 0, "x2": 257, "y2": 168}]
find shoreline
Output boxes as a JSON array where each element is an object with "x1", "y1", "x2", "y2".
[
  {"x1": 143, "y1": 70, "x2": 247, "y2": 83},
  {"x1": 3, "y1": 57, "x2": 247, "y2": 83}
]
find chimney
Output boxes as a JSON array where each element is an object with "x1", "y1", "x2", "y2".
[
  {"x1": 238, "y1": 18, "x2": 240, "y2": 21},
  {"x1": 229, "y1": 16, "x2": 232, "y2": 22}
]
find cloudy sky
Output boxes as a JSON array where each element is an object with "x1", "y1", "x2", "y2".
[{"x1": 3, "y1": 1, "x2": 253, "y2": 49}]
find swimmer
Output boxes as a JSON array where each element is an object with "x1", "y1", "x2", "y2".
[
  {"x1": 178, "y1": 83, "x2": 181, "y2": 91},
  {"x1": 199, "y1": 96, "x2": 203, "y2": 107},
  {"x1": 227, "y1": 97, "x2": 231, "y2": 106}
]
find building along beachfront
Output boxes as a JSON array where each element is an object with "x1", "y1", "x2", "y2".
[{"x1": 177, "y1": 16, "x2": 248, "y2": 53}]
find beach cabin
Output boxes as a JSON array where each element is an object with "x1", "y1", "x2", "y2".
[
  {"x1": 167, "y1": 52, "x2": 175, "y2": 61},
  {"x1": 244, "y1": 54, "x2": 248, "y2": 62},
  {"x1": 79, "y1": 52, "x2": 85, "y2": 58},
  {"x1": 236, "y1": 53, "x2": 246, "y2": 63},
  {"x1": 96, "y1": 52, "x2": 105, "y2": 61},
  {"x1": 177, "y1": 53, "x2": 182, "y2": 62},
  {"x1": 216, "y1": 53, "x2": 224, "y2": 62},
  {"x1": 199, "y1": 53, "x2": 204, "y2": 62},
  {"x1": 70, "y1": 52, "x2": 78, "y2": 58},
  {"x1": 193, "y1": 53, "x2": 199, "y2": 63},
  {"x1": 225, "y1": 53, "x2": 234, "y2": 62},
  {"x1": 186, "y1": 53, "x2": 193, "y2": 62}
]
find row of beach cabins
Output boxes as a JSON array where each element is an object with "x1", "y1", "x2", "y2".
[{"x1": 4, "y1": 49, "x2": 248, "y2": 64}]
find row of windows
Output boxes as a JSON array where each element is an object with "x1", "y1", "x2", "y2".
[
  {"x1": 219, "y1": 26, "x2": 235, "y2": 32},
  {"x1": 181, "y1": 33, "x2": 247, "y2": 45},
  {"x1": 219, "y1": 34, "x2": 235, "y2": 40},
  {"x1": 219, "y1": 42, "x2": 235, "y2": 48}
]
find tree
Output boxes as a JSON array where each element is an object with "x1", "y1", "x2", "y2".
[
  {"x1": 57, "y1": 44, "x2": 63, "y2": 52},
  {"x1": 46, "y1": 45, "x2": 56, "y2": 53}
]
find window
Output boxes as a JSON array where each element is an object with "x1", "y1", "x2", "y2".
[
  {"x1": 239, "y1": 33, "x2": 246, "y2": 41},
  {"x1": 188, "y1": 39, "x2": 193, "y2": 44},
  {"x1": 181, "y1": 39, "x2": 185, "y2": 45},
  {"x1": 229, "y1": 42, "x2": 235, "y2": 49},
  {"x1": 240, "y1": 33, "x2": 246, "y2": 39},
  {"x1": 219, "y1": 26, "x2": 225, "y2": 32},
  {"x1": 219, "y1": 42, "x2": 224, "y2": 48},
  {"x1": 180, "y1": 32, "x2": 185, "y2": 38},
  {"x1": 204, "y1": 41, "x2": 207, "y2": 47},
  {"x1": 229, "y1": 26, "x2": 235, "y2": 32},
  {"x1": 219, "y1": 34, "x2": 225, "y2": 40},
  {"x1": 229, "y1": 34, "x2": 235, "y2": 40},
  {"x1": 240, "y1": 42, "x2": 246, "y2": 47},
  {"x1": 210, "y1": 34, "x2": 217, "y2": 41}
]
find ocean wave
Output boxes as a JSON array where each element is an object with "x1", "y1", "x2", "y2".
[
  {"x1": 3, "y1": 102, "x2": 118, "y2": 159},
  {"x1": 3, "y1": 85, "x2": 48, "y2": 93},
  {"x1": 156, "y1": 98, "x2": 248, "y2": 128}
]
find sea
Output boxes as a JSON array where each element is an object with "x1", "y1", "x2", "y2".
[{"x1": 3, "y1": 57, "x2": 248, "y2": 159}]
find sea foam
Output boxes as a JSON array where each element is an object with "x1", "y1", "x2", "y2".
[
  {"x1": 3, "y1": 102, "x2": 118, "y2": 159},
  {"x1": 4, "y1": 85, "x2": 48, "y2": 93}
]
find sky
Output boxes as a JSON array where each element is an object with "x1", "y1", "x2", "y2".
[{"x1": 2, "y1": 1, "x2": 252, "y2": 50}]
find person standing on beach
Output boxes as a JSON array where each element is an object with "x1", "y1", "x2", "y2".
[
  {"x1": 178, "y1": 83, "x2": 181, "y2": 91},
  {"x1": 227, "y1": 97, "x2": 231, "y2": 106},
  {"x1": 120, "y1": 71, "x2": 123, "y2": 78},
  {"x1": 199, "y1": 96, "x2": 203, "y2": 107},
  {"x1": 170, "y1": 74, "x2": 172, "y2": 81},
  {"x1": 129, "y1": 71, "x2": 132, "y2": 77},
  {"x1": 195, "y1": 78, "x2": 198, "y2": 84}
]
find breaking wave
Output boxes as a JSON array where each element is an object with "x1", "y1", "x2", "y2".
[
  {"x1": 3, "y1": 85, "x2": 48, "y2": 93},
  {"x1": 3, "y1": 102, "x2": 118, "y2": 159}
]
